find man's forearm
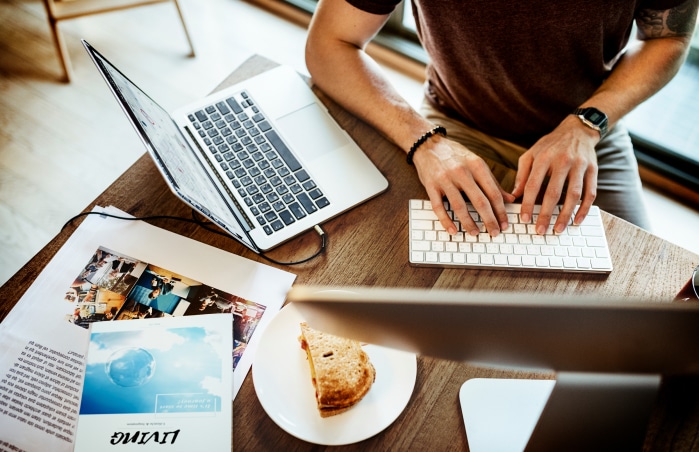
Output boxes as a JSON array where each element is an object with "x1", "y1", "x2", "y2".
[
  {"x1": 580, "y1": 1, "x2": 697, "y2": 126},
  {"x1": 307, "y1": 45, "x2": 434, "y2": 154},
  {"x1": 582, "y1": 36, "x2": 692, "y2": 127},
  {"x1": 305, "y1": 1, "x2": 435, "y2": 155}
]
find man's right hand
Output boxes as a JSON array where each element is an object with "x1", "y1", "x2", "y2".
[{"x1": 411, "y1": 133, "x2": 515, "y2": 237}]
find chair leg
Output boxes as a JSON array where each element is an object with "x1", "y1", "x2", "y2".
[
  {"x1": 49, "y1": 20, "x2": 73, "y2": 83},
  {"x1": 172, "y1": 0, "x2": 195, "y2": 57}
]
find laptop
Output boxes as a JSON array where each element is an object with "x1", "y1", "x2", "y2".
[{"x1": 83, "y1": 40, "x2": 388, "y2": 252}]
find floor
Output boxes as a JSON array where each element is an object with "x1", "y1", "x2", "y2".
[{"x1": 1, "y1": 0, "x2": 698, "y2": 287}]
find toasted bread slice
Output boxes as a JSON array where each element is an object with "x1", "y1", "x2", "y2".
[{"x1": 299, "y1": 322, "x2": 376, "y2": 417}]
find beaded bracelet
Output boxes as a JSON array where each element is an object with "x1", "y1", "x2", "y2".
[{"x1": 406, "y1": 125, "x2": 447, "y2": 165}]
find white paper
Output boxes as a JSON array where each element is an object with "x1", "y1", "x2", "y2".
[{"x1": 0, "y1": 206, "x2": 295, "y2": 452}]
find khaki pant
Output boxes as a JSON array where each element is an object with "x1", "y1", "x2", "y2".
[{"x1": 420, "y1": 100, "x2": 651, "y2": 230}]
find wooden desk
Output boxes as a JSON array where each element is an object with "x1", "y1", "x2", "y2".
[{"x1": 1, "y1": 56, "x2": 698, "y2": 451}]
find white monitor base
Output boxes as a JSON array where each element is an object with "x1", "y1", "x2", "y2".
[
  {"x1": 460, "y1": 373, "x2": 660, "y2": 452},
  {"x1": 460, "y1": 379, "x2": 555, "y2": 452}
]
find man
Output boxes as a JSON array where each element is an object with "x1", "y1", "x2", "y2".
[{"x1": 305, "y1": 0, "x2": 698, "y2": 237}]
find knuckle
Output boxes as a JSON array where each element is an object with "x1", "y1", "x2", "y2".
[
  {"x1": 547, "y1": 187, "x2": 563, "y2": 201},
  {"x1": 567, "y1": 187, "x2": 583, "y2": 200},
  {"x1": 585, "y1": 188, "x2": 597, "y2": 201}
]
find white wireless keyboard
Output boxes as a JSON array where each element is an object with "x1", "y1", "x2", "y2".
[{"x1": 409, "y1": 199, "x2": 613, "y2": 273}]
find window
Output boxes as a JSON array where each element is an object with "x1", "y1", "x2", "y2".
[{"x1": 626, "y1": 25, "x2": 699, "y2": 193}]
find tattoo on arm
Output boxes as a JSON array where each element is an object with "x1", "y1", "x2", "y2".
[{"x1": 636, "y1": 0, "x2": 698, "y2": 39}]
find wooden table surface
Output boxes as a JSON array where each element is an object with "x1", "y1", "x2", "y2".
[{"x1": 1, "y1": 55, "x2": 698, "y2": 451}]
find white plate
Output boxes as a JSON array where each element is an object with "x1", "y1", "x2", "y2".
[{"x1": 252, "y1": 303, "x2": 417, "y2": 445}]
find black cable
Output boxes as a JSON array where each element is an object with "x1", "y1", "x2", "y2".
[
  {"x1": 62, "y1": 211, "x2": 205, "y2": 230},
  {"x1": 61, "y1": 210, "x2": 326, "y2": 265},
  {"x1": 258, "y1": 225, "x2": 326, "y2": 266}
]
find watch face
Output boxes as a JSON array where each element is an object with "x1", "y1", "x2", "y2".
[
  {"x1": 574, "y1": 107, "x2": 608, "y2": 137},
  {"x1": 587, "y1": 111, "x2": 603, "y2": 123}
]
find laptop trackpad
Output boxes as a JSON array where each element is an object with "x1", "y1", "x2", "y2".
[{"x1": 275, "y1": 103, "x2": 349, "y2": 161}]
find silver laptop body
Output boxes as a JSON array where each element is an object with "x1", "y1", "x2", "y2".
[{"x1": 83, "y1": 40, "x2": 388, "y2": 252}]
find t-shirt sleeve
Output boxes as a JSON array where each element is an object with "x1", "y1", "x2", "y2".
[
  {"x1": 345, "y1": 0, "x2": 402, "y2": 15},
  {"x1": 639, "y1": 0, "x2": 692, "y2": 10}
]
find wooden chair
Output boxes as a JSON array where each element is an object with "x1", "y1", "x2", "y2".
[{"x1": 42, "y1": 0, "x2": 196, "y2": 82}]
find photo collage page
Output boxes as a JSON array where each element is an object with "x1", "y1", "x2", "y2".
[{"x1": 63, "y1": 246, "x2": 265, "y2": 369}]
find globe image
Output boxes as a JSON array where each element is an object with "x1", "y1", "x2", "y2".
[{"x1": 106, "y1": 347, "x2": 156, "y2": 387}]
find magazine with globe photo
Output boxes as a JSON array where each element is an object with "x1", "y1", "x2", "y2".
[{"x1": 73, "y1": 313, "x2": 232, "y2": 451}]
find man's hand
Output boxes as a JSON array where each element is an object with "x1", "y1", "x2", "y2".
[
  {"x1": 412, "y1": 134, "x2": 515, "y2": 237},
  {"x1": 512, "y1": 115, "x2": 599, "y2": 234}
]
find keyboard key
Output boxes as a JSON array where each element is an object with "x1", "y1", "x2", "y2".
[
  {"x1": 289, "y1": 203, "x2": 307, "y2": 220},
  {"x1": 226, "y1": 97, "x2": 243, "y2": 114},
  {"x1": 411, "y1": 220, "x2": 434, "y2": 230},
  {"x1": 297, "y1": 193, "x2": 317, "y2": 214},
  {"x1": 266, "y1": 130, "x2": 301, "y2": 171},
  {"x1": 195, "y1": 111, "x2": 207, "y2": 122},
  {"x1": 592, "y1": 258, "x2": 612, "y2": 269},
  {"x1": 279, "y1": 210, "x2": 295, "y2": 225}
]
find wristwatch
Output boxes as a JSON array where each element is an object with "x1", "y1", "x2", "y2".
[{"x1": 572, "y1": 107, "x2": 608, "y2": 139}]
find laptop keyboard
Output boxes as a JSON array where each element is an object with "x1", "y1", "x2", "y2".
[
  {"x1": 187, "y1": 91, "x2": 330, "y2": 235},
  {"x1": 409, "y1": 199, "x2": 613, "y2": 273}
]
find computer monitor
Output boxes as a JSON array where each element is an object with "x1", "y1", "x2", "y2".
[{"x1": 287, "y1": 285, "x2": 699, "y2": 452}]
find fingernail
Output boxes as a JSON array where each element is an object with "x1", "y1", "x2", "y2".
[
  {"x1": 448, "y1": 226, "x2": 457, "y2": 235},
  {"x1": 521, "y1": 213, "x2": 530, "y2": 223},
  {"x1": 537, "y1": 225, "x2": 546, "y2": 235}
]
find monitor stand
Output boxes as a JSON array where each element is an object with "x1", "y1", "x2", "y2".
[{"x1": 459, "y1": 372, "x2": 661, "y2": 452}]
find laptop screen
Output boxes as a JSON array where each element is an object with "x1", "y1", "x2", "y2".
[{"x1": 83, "y1": 40, "x2": 253, "y2": 249}]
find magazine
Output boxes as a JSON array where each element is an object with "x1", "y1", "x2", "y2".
[{"x1": 73, "y1": 314, "x2": 232, "y2": 451}]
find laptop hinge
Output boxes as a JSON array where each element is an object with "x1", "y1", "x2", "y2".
[{"x1": 183, "y1": 126, "x2": 255, "y2": 232}]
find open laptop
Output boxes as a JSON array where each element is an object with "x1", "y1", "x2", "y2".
[
  {"x1": 288, "y1": 285, "x2": 699, "y2": 451},
  {"x1": 83, "y1": 40, "x2": 388, "y2": 252}
]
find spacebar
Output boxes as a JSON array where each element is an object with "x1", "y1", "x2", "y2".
[{"x1": 265, "y1": 130, "x2": 301, "y2": 172}]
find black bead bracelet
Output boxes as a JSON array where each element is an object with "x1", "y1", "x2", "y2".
[{"x1": 406, "y1": 125, "x2": 447, "y2": 165}]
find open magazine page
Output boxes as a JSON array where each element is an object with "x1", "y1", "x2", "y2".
[
  {"x1": 74, "y1": 314, "x2": 232, "y2": 451},
  {"x1": 0, "y1": 206, "x2": 295, "y2": 452}
]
